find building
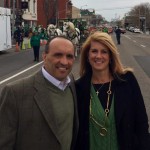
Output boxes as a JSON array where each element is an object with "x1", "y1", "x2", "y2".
[
  {"x1": 72, "y1": 6, "x2": 80, "y2": 19},
  {"x1": 4, "y1": 0, "x2": 73, "y2": 29},
  {"x1": 37, "y1": 0, "x2": 72, "y2": 27},
  {"x1": 22, "y1": 0, "x2": 37, "y2": 27},
  {"x1": 80, "y1": 8, "x2": 95, "y2": 26}
]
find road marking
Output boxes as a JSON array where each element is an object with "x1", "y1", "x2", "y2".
[
  {"x1": 124, "y1": 35, "x2": 131, "y2": 39},
  {"x1": 0, "y1": 61, "x2": 43, "y2": 85},
  {"x1": 140, "y1": 45, "x2": 146, "y2": 48},
  {"x1": 124, "y1": 35, "x2": 146, "y2": 48}
]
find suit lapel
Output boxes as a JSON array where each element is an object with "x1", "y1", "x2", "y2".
[
  {"x1": 69, "y1": 79, "x2": 79, "y2": 148},
  {"x1": 33, "y1": 71, "x2": 61, "y2": 144}
]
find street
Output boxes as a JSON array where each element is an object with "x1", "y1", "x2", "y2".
[{"x1": 0, "y1": 31, "x2": 150, "y2": 125}]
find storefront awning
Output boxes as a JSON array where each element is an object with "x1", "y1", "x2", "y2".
[{"x1": 22, "y1": 13, "x2": 37, "y2": 21}]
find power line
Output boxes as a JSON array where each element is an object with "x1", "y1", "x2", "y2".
[{"x1": 95, "y1": 6, "x2": 133, "y2": 11}]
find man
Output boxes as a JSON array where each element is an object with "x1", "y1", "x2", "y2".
[
  {"x1": 115, "y1": 26, "x2": 121, "y2": 44},
  {"x1": 14, "y1": 26, "x2": 24, "y2": 51},
  {"x1": 0, "y1": 36, "x2": 78, "y2": 150}
]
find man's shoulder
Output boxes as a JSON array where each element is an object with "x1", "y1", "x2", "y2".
[
  {"x1": 6, "y1": 71, "x2": 42, "y2": 89},
  {"x1": 6, "y1": 74, "x2": 35, "y2": 90}
]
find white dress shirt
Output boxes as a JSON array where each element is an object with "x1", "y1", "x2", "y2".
[{"x1": 42, "y1": 67, "x2": 71, "y2": 91}]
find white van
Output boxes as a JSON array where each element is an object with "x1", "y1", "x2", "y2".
[{"x1": 0, "y1": 7, "x2": 12, "y2": 51}]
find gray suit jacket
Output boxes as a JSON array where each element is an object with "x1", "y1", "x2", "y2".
[{"x1": 0, "y1": 70, "x2": 78, "y2": 150}]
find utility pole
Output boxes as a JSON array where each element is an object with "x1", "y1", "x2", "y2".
[
  {"x1": 139, "y1": 8, "x2": 140, "y2": 29},
  {"x1": 55, "y1": 0, "x2": 58, "y2": 26},
  {"x1": 12, "y1": 0, "x2": 16, "y2": 38},
  {"x1": 145, "y1": 7, "x2": 146, "y2": 33},
  {"x1": 66, "y1": 1, "x2": 68, "y2": 19}
]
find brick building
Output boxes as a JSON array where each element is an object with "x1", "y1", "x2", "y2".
[
  {"x1": 37, "y1": 0, "x2": 72, "y2": 27},
  {"x1": 4, "y1": 0, "x2": 72, "y2": 28}
]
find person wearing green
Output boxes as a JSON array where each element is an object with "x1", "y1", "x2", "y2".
[
  {"x1": 75, "y1": 31, "x2": 150, "y2": 150},
  {"x1": 30, "y1": 30, "x2": 41, "y2": 62},
  {"x1": 103, "y1": 27, "x2": 108, "y2": 33}
]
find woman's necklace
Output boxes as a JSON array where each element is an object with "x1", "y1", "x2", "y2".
[
  {"x1": 94, "y1": 83, "x2": 105, "y2": 96},
  {"x1": 90, "y1": 80, "x2": 112, "y2": 136},
  {"x1": 105, "y1": 81, "x2": 112, "y2": 116}
]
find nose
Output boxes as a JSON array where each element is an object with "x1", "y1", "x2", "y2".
[
  {"x1": 96, "y1": 51, "x2": 102, "y2": 58},
  {"x1": 60, "y1": 56, "x2": 68, "y2": 65}
]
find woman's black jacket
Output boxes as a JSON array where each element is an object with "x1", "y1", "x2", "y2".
[{"x1": 75, "y1": 71, "x2": 150, "y2": 150}]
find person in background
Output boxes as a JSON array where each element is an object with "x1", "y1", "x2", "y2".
[
  {"x1": 28, "y1": 28, "x2": 33, "y2": 38},
  {"x1": 115, "y1": 26, "x2": 121, "y2": 44},
  {"x1": 75, "y1": 31, "x2": 150, "y2": 150},
  {"x1": 0, "y1": 36, "x2": 78, "y2": 150},
  {"x1": 14, "y1": 26, "x2": 24, "y2": 50},
  {"x1": 103, "y1": 27, "x2": 108, "y2": 33},
  {"x1": 30, "y1": 30, "x2": 41, "y2": 62}
]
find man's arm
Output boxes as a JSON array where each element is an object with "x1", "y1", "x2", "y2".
[{"x1": 0, "y1": 85, "x2": 18, "y2": 150}]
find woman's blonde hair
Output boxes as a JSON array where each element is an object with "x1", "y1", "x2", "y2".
[{"x1": 80, "y1": 31, "x2": 133, "y2": 77}]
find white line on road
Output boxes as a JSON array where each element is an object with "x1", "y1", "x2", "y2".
[
  {"x1": 0, "y1": 61, "x2": 43, "y2": 85},
  {"x1": 140, "y1": 45, "x2": 146, "y2": 48},
  {"x1": 124, "y1": 35, "x2": 131, "y2": 39},
  {"x1": 133, "y1": 40, "x2": 136, "y2": 43}
]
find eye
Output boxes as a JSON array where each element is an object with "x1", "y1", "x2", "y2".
[
  {"x1": 90, "y1": 49, "x2": 98, "y2": 53},
  {"x1": 67, "y1": 54, "x2": 74, "y2": 59},
  {"x1": 53, "y1": 53, "x2": 63, "y2": 58},
  {"x1": 101, "y1": 49, "x2": 109, "y2": 54}
]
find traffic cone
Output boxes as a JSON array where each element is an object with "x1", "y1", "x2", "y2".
[
  {"x1": 15, "y1": 42, "x2": 19, "y2": 52},
  {"x1": 21, "y1": 41, "x2": 26, "y2": 50}
]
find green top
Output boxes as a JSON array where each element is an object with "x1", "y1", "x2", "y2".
[
  {"x1": 103, "y1": 28, "x2": 108, "y2": 33},
  {"x1": 30, "y1": 34, "x2": 41, "y2": 47},
  {"x1": 89, "y1": 85, "x2": 119, "y2": 150}
]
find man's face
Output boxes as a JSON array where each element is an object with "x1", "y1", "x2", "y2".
[{"x1": 43, "y1": 38, "x2": 75, "y2": 81}]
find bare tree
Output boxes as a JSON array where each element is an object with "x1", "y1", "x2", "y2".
[
  {"x1": 43, "y1": 0, "x2": 56, "y2": 25},
  {"x1": 127, "y1": 3, "x2": 150, "y2": 30}
]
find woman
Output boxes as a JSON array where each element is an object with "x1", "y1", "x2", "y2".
[
  {"x1": 30, "y1": 30, "x2": 41, "y2": 62},
  {"x1": 75, "y1": 31, "x2": 150, "y2": 150}
]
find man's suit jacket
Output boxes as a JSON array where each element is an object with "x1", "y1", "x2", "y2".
[{"x1": 0, "y1": 70, "x2": 78, "y2": 150}]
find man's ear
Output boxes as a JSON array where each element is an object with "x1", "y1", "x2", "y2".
[{"x1": 42, "y1": 52, "x2": 46, "y2": 60}]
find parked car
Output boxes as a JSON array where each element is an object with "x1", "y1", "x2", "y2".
[
  {"x1": 133, "y1": 28, "x2": 141, "y2": 33},
  {"x1": 129, "y1": 27, "x2": 135, "y2": 32},
  {"x1": 120, "y1": 28, "x2": 126, "y2": 34}
]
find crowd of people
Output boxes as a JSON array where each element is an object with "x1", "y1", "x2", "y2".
[
  {"x1": 13, "y1": 25, "x2": 49, "y2": 61},
  {"x1": 0, "y1": 25, "x2": 150, "y2": 150}
]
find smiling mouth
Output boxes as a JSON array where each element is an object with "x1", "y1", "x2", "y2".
[
  {"x1": 57, "y1": 66, "x2": 68, "y2": 71},
  {"x1": 95, "y1": 60, "x2": 104, "y2": 64}
]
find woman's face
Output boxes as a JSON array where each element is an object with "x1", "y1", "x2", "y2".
[{"x1": 88, "y1": 41, "x2": 110, "y2": 73}]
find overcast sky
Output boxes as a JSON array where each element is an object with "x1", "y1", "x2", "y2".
[{"x1": 71, "y1": 0, "x2": 149, "y2": 21}]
